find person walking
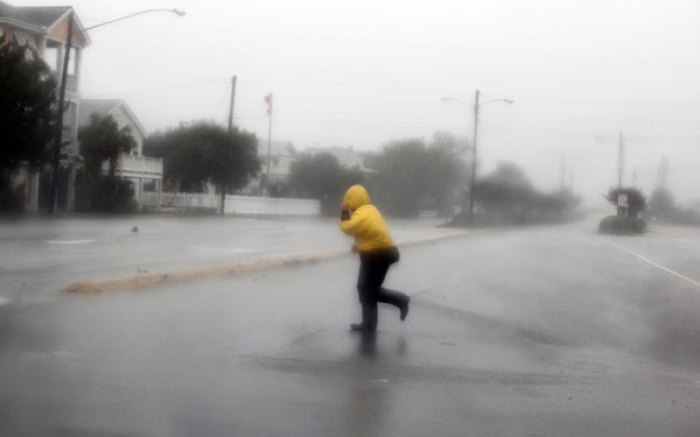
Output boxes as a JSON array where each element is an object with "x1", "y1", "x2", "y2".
[{"x1": 339, "y1": 184, "x2": 410, "y2": 332}]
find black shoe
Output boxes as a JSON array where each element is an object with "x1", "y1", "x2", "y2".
[
  {"x1": 350, "y1": 323, "x2": 376, "y2": 333},
  {"x1": 399, "y1": 297, "x2": 410, "y2": 321}
]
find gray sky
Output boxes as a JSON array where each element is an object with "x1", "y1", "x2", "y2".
[{"x1": 22, "y1": 0, "x2": 700, "y2": 205}]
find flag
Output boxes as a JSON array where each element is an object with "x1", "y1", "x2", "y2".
[{"x1": 264, "y1": 93, "x2": 273, "y2": 115}]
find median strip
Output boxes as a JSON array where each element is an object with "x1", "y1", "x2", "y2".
[{"x1": 61, "y1": 230, "x2": 478, "y2": 293}]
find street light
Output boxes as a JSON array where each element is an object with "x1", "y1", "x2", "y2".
[
  {"x1": 49, "y1": 8, "x2": 185, "y2": 214},
  {"x1": 85, "y1": 8, "x2": 186, "y2": 31},
  {"x1": 442, "y1": 90, "x2": 513, "y2": 223}
]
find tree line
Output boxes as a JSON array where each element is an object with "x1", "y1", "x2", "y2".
[{"x1": 3, "y1": 39, "x2": 583, "y2": 221}]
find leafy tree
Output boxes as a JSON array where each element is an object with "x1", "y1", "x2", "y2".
[
  {"x1": 79, "y1": 114, "x2": 136, "y2": 179},
  {"x1": 366, "y1": 135, "x2": 466, "y2": 217},
  {"x1": 367, "y1": 139, "x2": 427, "y2": 216},
  {"x1": 486, "y1": 162, "x2": 533, "y2": 189},
  {"x1": 89, "y1": 177, "x2": 138, "y2": 213},
  {"x1": 0, "y1": 39, "x2": 57, "y2": 210},
  {"x1": 459, "y1": 162, "x2": 582, "y2": 225},
  {"x1": 208, "y1": 127, "x2": 261, "y2": 195},
  {"x1": 647, "y1": 187, "x2": 700, "y2": 226},
  {"x1": 75, "y1": 114, "x2": 136, "y2": 212},
  {"x1": 288, "y1": 152, "x2": 364, "y2": 215},
  {"x1": 424, "y1": 132, "x2": 468, "y2": 216},
  {"x1": 649, "y1": 187, "x2": 675, "y2": 221},
  {"x1": 606, "y1": 186, "x2": 646, "y2": 218},
  {"x1": 144, "y1": 122, "x2": 261, "y2": 193}
]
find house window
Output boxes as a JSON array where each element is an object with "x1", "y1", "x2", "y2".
[
  {"x1": 67, "y1": 47, "x2": 78, "y2": 76},
  {"x1": 41, "y1": 46, "x2": 78, "y2": 75},
  {"x1": 43, "y1": 47, "x2": 59, "y2": 71}
]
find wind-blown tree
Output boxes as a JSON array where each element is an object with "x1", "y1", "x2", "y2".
[
  {"x1": 77, "y1": 114, "x2": 137, "y2": 212},
  {"x1": 424, "y1": 132, "x2": 468, "y2": 216},
  {"x1": 0, "y1": 39, "x2": 57, "y2": 210},
  {"x1": 208, "y1": 126, "x2": 261, "y2": 196},
  {"x1": 467, "y1": 162, "x2": 581, "y2": 225},
  {"x1": 648, "y1": 187, "x2": 675, "y2": 221},
  {"x1": 647, "y1": 187, "x2": 700, "y2": 226},
  {"x1": 287, "y1": 152, "x2": 364, "y2": 215},
  {"x1": 366, "y1": 135, "x2": 466, "y2": 217},
  {"x1": 606, "y1": 186, "x2": 646, "y2": 218},
  {"x1": 474, "y1": 163, "x2": 535, "y2": 219},
  {"x1": 79, "y1": 114, "x2": 136, "y2": 179},
  {"x1": 599, "y1": 187, "x2": 647, "y2": 234},
  {"x1": 144, "y1": 122, "x2": 261, "y2": 194}
]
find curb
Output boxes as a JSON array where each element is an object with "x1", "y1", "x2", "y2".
[{"x1": 61, "y1": 230, "x2": 480, "y2": 293}]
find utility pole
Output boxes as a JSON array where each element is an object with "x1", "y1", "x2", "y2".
[
  {"x1": 48, "y1": 11, "x2": 74, "y2": 214},
  {"x1": 263, "y1": 93, "x2": 273, "y2": 197},
  {"x1": 559, "y1": 153, "x2": 567, "y2": 191},
  {"x1": 468, "y1": 89, "x2": 480, "y2": 222},
  {"x1": 220, "y1": 75, "x2": 236, "y2": 215},
  {"x1": 442, "y1": 90, "x2": 511, "y2": 223},
  {"x1": 617, "y1": 131, "x2": 625, "y2": 187},
  {"x1": 658, "y1": 154, "x2": 669, "y2": 188}
]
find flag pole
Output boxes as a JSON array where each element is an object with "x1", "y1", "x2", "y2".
[{"x1": 264, "y1": 93, "x2": 272, "y2": 197}]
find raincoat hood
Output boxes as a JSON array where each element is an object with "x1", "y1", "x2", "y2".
[{"x1": 344, "y1": 184, "x2": 371, "y2": 210}]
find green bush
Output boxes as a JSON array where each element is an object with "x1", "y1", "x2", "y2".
[
  {"x1": 598, "y1": 215, "x2": 646, "y2": 235},
  {"x1": 89, "y1": 177, "x2": 138, "y2": 213}
]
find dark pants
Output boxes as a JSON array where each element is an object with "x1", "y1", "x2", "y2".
[{"x1": 357, "y1": 247, "x2": 407, "y2": 328}]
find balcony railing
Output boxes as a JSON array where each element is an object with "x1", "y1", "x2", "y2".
[
  {"x1": 52, "y1": 72, "x2": 79, "y2": 92},
  {"x1": 65, "y1": 74, "x2": 78, "y2": 92},
  {"x1": 103, "y1": 155, "x2": 163, "y2": 179}
]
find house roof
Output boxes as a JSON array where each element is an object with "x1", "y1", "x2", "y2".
[
  {"x1": 0, "y1": 3, "x2": 70, "y2": 28},
  {"x1": 79, "y1": 99, "x2": 147, "y2": 139},
  {"x1": 259, "y1": 140, "x2": 296, "y2": 157},
  {"x1": 0, "y1": 1, "x2": 90, "y2": 45}
]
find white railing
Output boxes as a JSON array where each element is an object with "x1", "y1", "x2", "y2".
[
  {"x1": 139, "y1": 192, "x2": 321, "y2": 216},
  {"x1": 141, "y1": 192, "x2": 220, "y2": 210},
  {"x1": 224, "y1": 195, "x2": 320, "y2": 216},
  {"x1": 104, "y1": 155, "x2": 163, "y2": 178}
]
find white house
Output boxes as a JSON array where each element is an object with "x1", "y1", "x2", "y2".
[
  {"x1": 78, "y1": 99, "x2": 163, "y2": 207},
  {"x1": 248, "y1": 140, "x2": 297, "y2": 196},
  {"x1": 1, "y1": 1, "x2": 90, "y2": 211},
  {"x1": 304, "y1": 145, "x2": 374, "y2": 173}
]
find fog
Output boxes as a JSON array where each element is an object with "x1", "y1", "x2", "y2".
[{"x1": 20, "y1": 0, "x2": 700, "y2": 205}]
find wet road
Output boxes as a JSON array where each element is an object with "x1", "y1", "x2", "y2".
[
  {"x1": 2, "y1": 217, "x2": 700, "y2": 436},
  {"x1": 0, "y1": 215, "x2": 455, "y2": 304}
]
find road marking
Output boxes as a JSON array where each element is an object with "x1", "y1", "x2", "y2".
[
  {"x1": 47, "y1": 240, "x2": 95, "y2": 245},
  {"x1": 598, "y1": 238, "x2": 700, "y2": 289}
]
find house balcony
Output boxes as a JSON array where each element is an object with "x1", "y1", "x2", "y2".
[
  {"x1": 103, "y1": 154, "x2": 163, "y2": 180},
  {"x1": 65, "y1": 74, "x2": 78, "y2": 92},
  {"x1": 51, "y1": 72, "x2": 79, "y2": 93}
]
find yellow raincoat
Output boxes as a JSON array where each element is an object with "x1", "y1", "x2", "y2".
[{"x1": 339, "y1": 185, "x2": 395, "y2": 252}]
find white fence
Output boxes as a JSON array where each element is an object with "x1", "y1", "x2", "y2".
[
  {"x1": 223, "y1": 195, "x2": 320, "y2": 216},
  {"x1": 141, "y1": 192, "x2": 220, "y2": 210},
  {"x1": 140, "y1": 192, "x2": 320, "y2": 217}
]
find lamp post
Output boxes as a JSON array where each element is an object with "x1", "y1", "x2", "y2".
[
  {"x1": 442, "y1": 90, "x2": 513, "y2": 223},
  {"x1": 84, "y1": 8, "x2": 185, "y2": 31},
  {"x1": 48, "y1": 8, "x2": 185, "y2": 214}
]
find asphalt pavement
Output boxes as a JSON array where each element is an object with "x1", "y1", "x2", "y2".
[{"x1": 1, "y1": 216, "x2": 700, "y2": 436}]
